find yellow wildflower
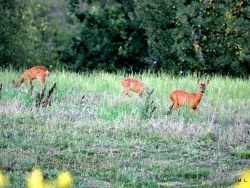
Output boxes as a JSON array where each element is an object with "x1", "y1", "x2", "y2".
[
  {"x1": 26, "y1": 169, "x2": 44, "y2": 188},
  {"x1": 57, "y1": 172, "x2": 73, "y2": 188},
  {"x1": 0, "y1": 171, "x2": 9, "y2": 188}
]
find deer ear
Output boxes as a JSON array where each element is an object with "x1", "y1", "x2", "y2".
[
  {"x1": 197, "y1": 79, "x2": 201, "y2": 85},
  {"x1": 206, "y1": 80, "x2": 209, "y2": 85}
]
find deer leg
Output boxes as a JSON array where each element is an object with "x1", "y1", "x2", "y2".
[
  {"x1": 13, "y1": 77, "x2": 24, "y2": 88},
  {"x1": 193, "y1": 108, "x2": 198, "y2": 116},
  {"x1": 167, "y1": 104, "x2": 174, "y2": 115},
  {"x1": 28, "y1": 79, "x2": 34, "y2": 91},
  {"x1": 138, "y1": 91, "x2": 143, "y2": 97},
  {"x1": 12, "y1": 80, "x2": 18, "y2": 88},
  {"x1": 173, "y1": 103, "x2": 179, "y2": 111},
  {"x1": 121, "y1": 88, "x2": 130, "y2": 97},
  {"x1": 30, "y1": 84, "x2": 34, "y2": 91},
  {"x1": 138, "y1": 87, "x2": 148, "y2": 97},
  {"x1": 37, "y1": 76, "x2": 46, "y2": 89}
]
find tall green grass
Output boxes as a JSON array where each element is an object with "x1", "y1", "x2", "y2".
[{"x1": 0, "y1": 68, "x2": 249, "y2": 187}]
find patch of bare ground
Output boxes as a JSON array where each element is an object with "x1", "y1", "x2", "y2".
[
  {"x1": 78, "y1": 178, "x2": 113, "y2": 188},
  {"x1": 157, "y1": 181, "x2": 187, "y2": 187},
  {"x1": 0, "y1": 101, "x2": 26, "y2": 115}
]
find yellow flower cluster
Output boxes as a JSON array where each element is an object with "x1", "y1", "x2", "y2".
[
  {"x1": 56, "y1": 172, "x2": 73, "y2": 188},
  {"x1": 27, "y1": 169, "x2": 44, "y2": 188},
  {"x1": 27, "y1": 169, "x2": 73, "y2": 188},
  {"x1": 0, "y1": 169, "x2": 73, "y2": 188}
]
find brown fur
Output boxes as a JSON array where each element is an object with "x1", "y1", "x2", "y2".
[
  {"x1": 13, "y1": 66, "x2": 49, "y2": 90},
  {"x1": 121, "y1": 77, "x2": 146, "y2": 97},
  {"x1": 168, "y1": 79, "x2": 209, "y2": 115}
]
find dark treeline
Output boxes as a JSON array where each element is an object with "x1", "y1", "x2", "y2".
[{"x1": 1, "y1": 0, "x2": 250, "y2": 76}]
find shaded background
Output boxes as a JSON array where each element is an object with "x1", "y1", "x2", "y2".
[{"x1": 1, "y1": 0, "x2": 250, "y2": 76}]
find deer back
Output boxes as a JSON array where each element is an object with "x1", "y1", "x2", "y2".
[
  {"x1": 23, "y1": 66, "x2": 49, "y2": 80},
  {"x1": 170, "y1": 90, "x2": 198, "y2": 107},
  {"x1": 121, "y1": 77, "x2": 145, "y2": 93}
]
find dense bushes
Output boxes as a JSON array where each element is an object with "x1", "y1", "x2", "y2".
[
  {"x1": 60, "y1": 0, "x2": 250, "y2": 76},
  {"x1": 1, "y1": 0, "x2": 250, "y2": 76},
  {"x1": 58, "y1": 1, "x2": 149, "y2": 73}
]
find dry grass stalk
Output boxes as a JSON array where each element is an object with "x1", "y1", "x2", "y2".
[
  {"x1": 0, "y1": 83, "x2": 2, "y2": 99},
  {"x1": 148, "y1": 89, "x2": 157, "y2": 118},
  {"x1": 141, "y1": 88, "x2": 157, "y2": 119},
  {"x1": 80, "y1": 95, "x2": 85, "y2": 106},
  {"x1": 36, "y1": 83, "x2": 56, "y2": 109}
]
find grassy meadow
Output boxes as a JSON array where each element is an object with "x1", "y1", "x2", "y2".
[{"x1": 0, "y1": 68, "x2": 250, "y2": 188}]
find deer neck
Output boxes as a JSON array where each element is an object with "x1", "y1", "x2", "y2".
[
  {"x1": 194, "y1": 91, "x2": 203, "y2": 103},
  {"x1": 16, "y1": 76, "x2": 25, "y2": 87}
]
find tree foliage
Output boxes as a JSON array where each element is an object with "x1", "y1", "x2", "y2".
[
  {"x1": 134, "y1": 0, "x2": 250, "y2": 76},
  {"x1": 0, "y1": 0, "x2": 66, "y2": 69},
  {"x1": 1, "y1": 0, "x2": 250, "y2": 76},
  {"x1": 0, "y1": 0, "x2": 30, "y2": 68},
  {"x1": 58, "y1": 0, "x2": 149, "y2": 73},
  {"x1": 60, "y1": 0, "x2": 250, "y2": 76}
]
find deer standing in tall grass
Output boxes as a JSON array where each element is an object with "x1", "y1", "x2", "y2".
[
  {"x1": 121, "y1": 77, "x2": 146, "y2": 97},
  {"x1": 167, "y1": 79, "x2": 209, "y2": 115},
  {"x1": 13, "y1": 66, "x2": 49, "y2": 90}
]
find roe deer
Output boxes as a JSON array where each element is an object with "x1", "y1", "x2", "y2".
[
  {"x1": 167, "y1": 79, "x2": 209, "y2": 115},
  {"x1": 121, "y1": 77, "x2": 146, "y2": 97},
  {"x1": 13, "y1": 66, "x2": 49, "y2": 90}
]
